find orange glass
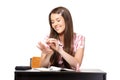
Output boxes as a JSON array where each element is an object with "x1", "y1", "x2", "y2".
[{"x1": 31, "y1": 57, "x2": 41, "y2": 68}]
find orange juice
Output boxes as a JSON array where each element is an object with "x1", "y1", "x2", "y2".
[{"x1": 31, "y1": 57, "x2": 41, "y2": 68}]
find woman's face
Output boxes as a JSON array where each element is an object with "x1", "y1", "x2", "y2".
[{"x1": 50, "y1": 13, "x2": 65, "y2": 35}]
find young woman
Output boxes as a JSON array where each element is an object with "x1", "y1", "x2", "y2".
[{"x1": 37, "y1": 6, "x2": 85, "y2": 70}]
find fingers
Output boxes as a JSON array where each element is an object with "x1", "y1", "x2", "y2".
[
  {"x1": 37, "y1": 42, "x2": 46, "y2": 50},
  {"x1": 46, "y1": 38, "x2": 60, "y2": 51},
  {"x1": 37, "y1": 38, "x2": 59, "y2": 52},
  {"x1": 46, "y1": 39, "x2": 56, "y2": 48},
  {"x1": 46, "y1": 38, "x2": 57, "y2": 45}
]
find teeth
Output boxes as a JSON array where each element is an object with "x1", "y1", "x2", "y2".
[
  {"x1": 55, "y1": 27, "x2": 59, "y2": 30},
  {"x1": 56, "y1": 27, "x2": 59, "y2": 30}
]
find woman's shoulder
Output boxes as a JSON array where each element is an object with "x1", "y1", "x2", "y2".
[
  {"x1": 74, "y1": 33, "x2": 85, "y2": 39},
  {"x1": 73, "y1": 33, "x2": 85, "y2": 49}
]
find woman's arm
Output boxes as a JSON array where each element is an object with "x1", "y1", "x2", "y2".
[
  {"x1": 58, "y1": 47, "x2": 84, "y2": 69},
  {"x1": 40, "y1": 52, "x2": 52, "y2": 67},
  {"x1": 46, "y1": 36, "x2": 85, "y2": 69},
  {"x1": 37, "y1": 42, "x2": 54, "y2": 67}
]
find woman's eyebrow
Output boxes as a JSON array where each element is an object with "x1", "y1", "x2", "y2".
[
  {"x1": 51, "y1": 18, "x2": 60, "y2": 21},
  {"x1": 56, "y1": 18, "x2": 60, "y2": 20}
]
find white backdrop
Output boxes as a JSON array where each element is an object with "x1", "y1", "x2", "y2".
[{"x1": 0, "y1": 0, "x2": 120, "y2": 80}]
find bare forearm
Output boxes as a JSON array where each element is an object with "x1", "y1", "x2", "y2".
[
  {"x1": 58, "y1": 49, "x2": 79, "y2": 69},
  {"x1": 40, "y1": 53, "x2": 52, "y2": 67}
]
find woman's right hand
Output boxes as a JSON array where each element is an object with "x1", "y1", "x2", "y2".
[{"x1": 37, "y1": 42, "x2": 54, "y2": 54}]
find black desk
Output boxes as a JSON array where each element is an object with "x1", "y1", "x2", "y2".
[{"x1": 15, "y1": 69, "x2": 106, "y2": 80}]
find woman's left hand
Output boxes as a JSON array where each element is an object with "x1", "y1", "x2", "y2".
[{"x1": 46, "y1": 38, "x2": 62, "y2": 52}]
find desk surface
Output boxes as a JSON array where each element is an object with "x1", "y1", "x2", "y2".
[
  {"x1": 15, "y1": 69, "x2": 106, "y2": 80},
  {"x1": 15, "y1": 69, "x2": 106, "y2": 73}
]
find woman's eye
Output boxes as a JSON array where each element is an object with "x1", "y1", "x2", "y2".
[
  {"x1": 57, "y1": 20, "x2": 60, "y2": 22},
  {"x1": 51, "y1": 21, "x2": 54, "y2": 24}
]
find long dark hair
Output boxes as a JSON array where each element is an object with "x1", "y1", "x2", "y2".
[{"x1": 48, "y1": 6, "x2": 74, "y2": 69}]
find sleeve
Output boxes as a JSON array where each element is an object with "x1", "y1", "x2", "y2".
[{"x1": 76, "y1": 35, "x2": 85, "y2": 49}]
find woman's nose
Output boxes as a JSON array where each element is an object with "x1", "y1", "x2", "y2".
[{"x1": 54, "y1": 21, "x2": 58, "y2": 26}]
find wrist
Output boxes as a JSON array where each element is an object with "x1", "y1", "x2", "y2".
[
  {"x1": 58, "y1": 46, "x2": 64, "y2": 54},
  {"x1": 41, "y1": 51, "x2": 53, "y2": 57}
]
